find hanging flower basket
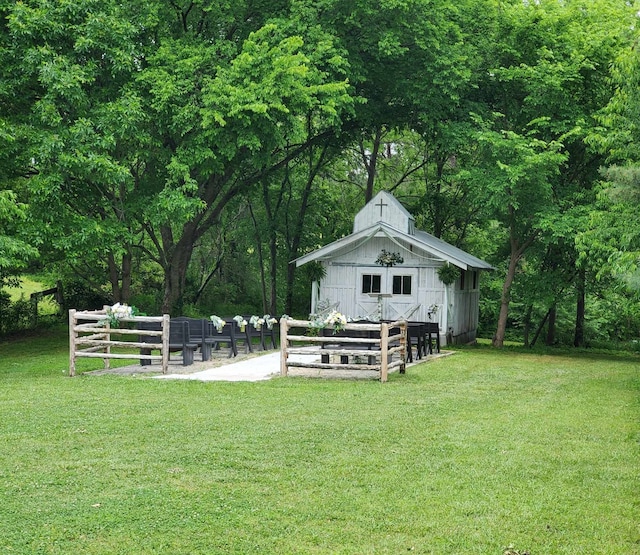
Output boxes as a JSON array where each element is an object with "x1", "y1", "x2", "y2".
[
  {"x1": 376, "y1": 249, "x2": 403, "y2": 267},
  {"x1": 437, "y1": 263, "x2": 459, "y2": 285}
]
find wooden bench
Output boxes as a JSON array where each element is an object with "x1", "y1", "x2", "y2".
[
  {"x1": 139, "y1": 320, "x2": 199, "y2": 366},
  {"x1": 407, "y1": 322, "x2": 425, "y2": 362},
  {"x1": 238, "y1": 315, "x2": 278, "y2": 352},
  {"x1": 171, "y1": 317, "x2": 217, "y2": 361},
  {"x1": 424, "y1": 322, "x2": 440, "y2": 354},
  {"x1": 209, "y1": 320, "x2": 237, "y2": 357},
  {"x1": 320, "y1": 327, "x2": 380, "y2": 366}
]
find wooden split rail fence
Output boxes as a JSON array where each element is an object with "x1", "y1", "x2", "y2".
[
  {"x1": 279, "y1": 318, "x2": 407, "y2": 382},
  {"x1": 69, "y1": 309, "x2": 170, "y2": 376}
]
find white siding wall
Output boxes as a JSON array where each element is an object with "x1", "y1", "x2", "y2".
[
  {"x1": 320, "y1": 238, "x2": 448, "y2": 334},
  {"x1": 449, "y1": 271, "x2": 481, "y2": 344}
]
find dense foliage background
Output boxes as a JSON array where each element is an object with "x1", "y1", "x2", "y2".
[{"x1": 1, "y1": 0, "x2": 639, "y2": 348}]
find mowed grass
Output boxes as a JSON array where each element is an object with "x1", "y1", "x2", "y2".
[{"x1": 0, "y1": 327, "x2": 638, "y2": 554}]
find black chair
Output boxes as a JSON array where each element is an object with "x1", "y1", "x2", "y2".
[
  {"x1": 321, "y1": 328, "x2": 351, "y2": 364},
  {"x1": 139, "y1": 320, "x2": 199, "y2": 366},
  {"x1": 242, "y1": 316, "x2": 278, "y2": 351},
  {"x1": 407, "y1": 323, "x2": 425, "y2": 363},
  {"x1": 262, "y1": 319, "x2": 278, "y2": 350},
  {"x1": 424, "y1": 322, "x2": 440, "y2": 354},
  {"x1": 208, "y1": 320, "x2": 237, "y2": 357},
  {"x1": 241, "y1": 315, "x2": 262, "y2": 352},
  {"x1": 172, "y1": 317, "x2": 215, "y2": 361},
  {"x1": 228, "y1": 318, "x2": 252, "y2": 354}
]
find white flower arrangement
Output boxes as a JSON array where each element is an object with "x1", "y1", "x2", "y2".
[
  {"x1": 249, "y1": 315, "x2": 265, "y2": 330},
  {"x1": 233, "y1": 315, "x2": 248, "y2": 332},
  {"x1": 263, "y1": 315, "x2": 278, "y2": 329},
  {"x1": 102, "y1": 303, "x2": 138, "y2": 327},
  {"x1": 310, "y1": 309, "x2": 348, "y2": 334},
  {"x1": 210, "y1": 315, "x2": 225, "y2": 332},
  {"x1": 325, "y1": 309, "x2": 347, "y2": 329},
  {"x1": 375, "y1": 249, "x2": 404, "y2": 267},
  {"x1": 427, "y1": 303, "x2": 439, "y2": 320}
]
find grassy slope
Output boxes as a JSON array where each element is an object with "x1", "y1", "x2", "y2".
[
  {"x1": 0, "y1": 327, "x2": 638, "y2": 554},
  {"x1": 5, "y1": 275, "x2": 58, "y2": 314}
]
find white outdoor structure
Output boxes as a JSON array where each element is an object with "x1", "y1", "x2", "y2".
[{"x1": 294, "y1": 191, "x2": 493, "y2": 345}]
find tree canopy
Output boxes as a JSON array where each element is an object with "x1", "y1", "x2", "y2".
[{"x1": 1, "y1": 0, "x2": 639, "y2": 346}]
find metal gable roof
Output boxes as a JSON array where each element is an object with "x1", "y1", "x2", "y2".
[
  {"x1": 412, "y1": 229, "x2": 494, "y2": 270},
  {"x1": 294, "y1": 222, "x2": 494, "y2": 271}
]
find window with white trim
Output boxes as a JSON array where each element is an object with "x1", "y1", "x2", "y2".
[
  {"x1": 392, "y1": 275, "x2": 412, "y2": 295},
  {"x1": 362, "y1": 274, "x2": 381, "y2": 294}
]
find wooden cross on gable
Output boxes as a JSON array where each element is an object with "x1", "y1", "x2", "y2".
[{"x1": 375, "y1": 197, "x2": 388, "y2": 217}]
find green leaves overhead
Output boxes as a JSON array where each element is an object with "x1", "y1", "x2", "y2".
[
  {"x1": 200, "y1": 25, "x2": 351, "y2": 158},
  {"x1": 0, "y1": 190, "x2": 38, "y2": 284}
]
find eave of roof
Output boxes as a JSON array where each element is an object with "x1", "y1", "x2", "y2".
[{"x1": 294, "y1": 222, "x2": 494, "y2": 270}]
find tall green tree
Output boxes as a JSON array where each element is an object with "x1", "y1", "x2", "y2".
[
  {"x1": 4, "y1": 0, "x2": 354, "y2": 313},
  {"x1": 582, "y1": 39, "x2": 640, "y2": 292},
  {"x1": 468, "y1": 0, "x2": 637, "y2": 346}
]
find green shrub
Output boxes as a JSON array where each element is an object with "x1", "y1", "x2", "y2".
[
  {"x1": 60, "y1": 279, "x2": 111, "y2": 312},
  {"x1": 0, "y1": 292, "x2": 35, "y2": 335}
]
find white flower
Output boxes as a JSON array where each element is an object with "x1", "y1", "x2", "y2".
[
  {"x1": 108, "y1": 302, "x2": 133, "y2": 319},
  {"x1": 210, "y1": 315, "x2": 225, "y2": 332},
  {"x1": 249, "y1": 315, "x2": 265, "y2": 329},
  {"x1": 233, "y1": 315, "x2": 248, "y2": 330},
  {"x1": 102, "y1": 303, "x2": 136, "y2": 327},
  {"x1": 323, "y1": 310, "x2": 347, "y2": 331}
]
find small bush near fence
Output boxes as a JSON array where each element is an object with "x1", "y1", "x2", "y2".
[{"x1": 0, "y1": 292, "x2": 38, "y2": 336}]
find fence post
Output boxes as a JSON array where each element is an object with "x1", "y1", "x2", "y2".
[
  {"x1": 280, "y1": 318, "x2": 289, "y2": 376},
  {"x1": 104, "y1": 320, "x2": 111, "y2": 370},
  {"x1": 161, "y1": 314, "x2": 170, "y2": 374},
  {"x1": 69, "y1": 309, "x2": 76, "y2": 377},
  {"x1": 380, "y1": 322, "x2": 389, "y2": 382},
  {"x1": 31, "y1": 297, "x2": 38, "y2": 328},
  {"x1": 400, "y1": 321, "x2": 407, "y2": 374}
]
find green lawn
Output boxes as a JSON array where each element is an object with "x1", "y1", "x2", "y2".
[{"x1": 0, "y1": 326, "x2": 638, "y2": 554}]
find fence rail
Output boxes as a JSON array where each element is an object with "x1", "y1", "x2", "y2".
[
  {"x1": 69, "y1": 309, "x2": 170, "y2": 376},
  {"x1": 279, "y1": 318, "x2": 407, "y2": 382}
]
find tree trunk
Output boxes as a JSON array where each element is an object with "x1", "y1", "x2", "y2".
[
  {"x1": 522, "y1": 304, "x2": 533, "y2": 347},
  {"x1": 545, "y1": 304, "x2": 556, "y2": 346},
  {"x1": 107, "y1": 252, "x2": 121, "y2": 302},
  {"x1": 493, "y1": 217, "x2": 537, "y2": 347},
  {"x1": 248, "y1": 203, "x2": 269, "y2": 314},
  {"x1": 162, "y1": 260, "x2": 187, "y2": 315},
  {"x1": 492, "y1": 251, "x2": 519, "y2": 347},
  {"x1": 530, "y1": 308, "x2": 551, "y2": 348},
  {"x1": 285, "y1": 262, "x2": 296, "y2": 315},
  {"x1": 363, "y1": 127, "x2": 383, "y2": 203},
  {"x1": 160, "y1": 226, "x2": 196, "y2": 315},
  {"x1": 268, "y1": 228, "x2": 278, "y2": 315},
  {"x1": 574, "y1": 268, "x2": 586, "y2": 347},
  {"x1": 284, "y1": 140, "x2": 329, "y2": 314},
  {"x1": 107, "y1": 250, "x2": 132, "y2": 303}
]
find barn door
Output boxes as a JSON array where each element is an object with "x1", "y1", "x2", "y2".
[
  {"x1": 355, "y1": 268, "x2": 419, "y2": 321},
  {"x1": 355, "y1": 268, "x2": 384, "y2": 319},
  {"x1": 387, "y1": 269, "x2": 419, "y2": 321}
]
